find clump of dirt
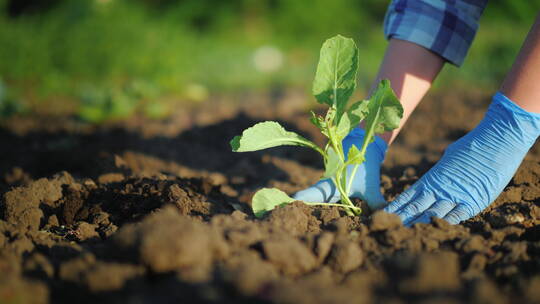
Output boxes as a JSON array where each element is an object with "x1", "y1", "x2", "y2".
[{"x1": 1, "y1": 90, "x2": 540, "y2": 303}]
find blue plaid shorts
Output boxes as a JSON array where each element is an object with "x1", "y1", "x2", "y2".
[{"x1": 384, "y1": 0, "x2": 488, "y2": 66}]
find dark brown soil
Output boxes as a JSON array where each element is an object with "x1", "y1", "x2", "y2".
[{"x1": 1, "y1": 89, "x2": 540, "y2": 304}]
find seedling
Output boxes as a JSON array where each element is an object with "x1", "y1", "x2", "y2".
[{"x1": 230, "y1": 35, "x2": 403, "y2": 217}]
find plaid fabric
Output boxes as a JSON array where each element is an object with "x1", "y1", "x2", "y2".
[{"x1": 384, "y1": 0, "x2": 488, "y2": 66}]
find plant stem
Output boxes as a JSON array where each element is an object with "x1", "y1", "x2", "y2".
[
  {"x1": 332, "y1": 176, "x2": 359, "y2": 216},
  {"x1": 346, "y1": 117, "x2": 377, "y2": 197},
  {"x1": 360, "y1": 104, "x2": 379, "y2": 155},
  {"x1": 346, "y1": 164, "x2": 359, "y2": 195},
  {"x1": 341, "y1": 195, "x2": 360, "y2": 215},
  {"x1": 330, "y1": 138, "x2": 344, "y2": 162}
]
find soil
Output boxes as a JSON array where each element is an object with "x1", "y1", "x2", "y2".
[{"x1": 1, "y1": 89, "x2": 540, "y2": 304}]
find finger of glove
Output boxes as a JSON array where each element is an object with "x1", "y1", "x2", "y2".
[
  {"x1": 407, "y1": 200, "x2": 457, "y2": 225},
  {"x1": 384, "y1": 184, "x2": 419, "y2": 213},
  {"x1": 442, "y1": 203, "x2": 475, "y2": 224},
  {"x1": 395, "y1": 191, "x2": 436, "y2": 225},
  {"x1": 292, "y1": 179, "x2": 340, "y2": 203}
]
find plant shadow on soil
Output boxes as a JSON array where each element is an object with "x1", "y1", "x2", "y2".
[{"x1": 1, "y1": 91, "x2": 540, "y2": 303}]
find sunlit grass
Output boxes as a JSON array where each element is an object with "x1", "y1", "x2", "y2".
[{"x1": 0, "y1": 0, "x2": 538, "y2": 119}]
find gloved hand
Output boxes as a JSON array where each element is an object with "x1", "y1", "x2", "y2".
[
  {"x1": 385, "y1": 92, "x2": 540, "y2": 225},
  {"x1": 293, "y1": 128, "x2": 388, "y2": 209}
]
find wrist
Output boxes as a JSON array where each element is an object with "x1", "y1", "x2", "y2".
[
  {"x1": 489, "y1": 92, "x2": 540, "y2": 145},
  {"x1": 493, "y1": 92, "x2": 540, "y2": 120}
]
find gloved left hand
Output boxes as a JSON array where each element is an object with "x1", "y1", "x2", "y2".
[
  {"x1": 385, "y1": 92, "x2": 540, "y2": 225},
  {"x1": 293, "y1": 128, "x2": 388, "y2": 210}
]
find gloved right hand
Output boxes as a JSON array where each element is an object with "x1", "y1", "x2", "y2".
[
  {"x1": 293, "y1": 128, "x2": 388, "y2": 210},
  {"x1": 385, "y1": 92, "x2": 540, "y2": 225}
]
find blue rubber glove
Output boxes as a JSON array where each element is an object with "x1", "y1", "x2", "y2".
[
  {"x1": 293, "y1": 128, "x2": 388, "y2": 209},
  {"x1": 385, "y1": 92, "x2": 540, "y2": 225}
]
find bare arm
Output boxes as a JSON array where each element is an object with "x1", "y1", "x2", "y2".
[
  {"x1": 376, "y1": 14, "x2": 540, "y2": 141},
  {"x1": 501, "y1": 14, "x2": 540, "y2": 113},
  {"x1": 369, "y1": 39, "x2": 445, "y2": 144}
]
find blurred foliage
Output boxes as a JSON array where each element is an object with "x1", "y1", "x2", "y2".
[
  {"x1": 0, "y1": 0, "x2": 539, "y2": 120},
  {"x1": 0, "y1": 78, "x2": 26, "y2": 118},
  {"x1": 78, "y1": 80, "x2": 166, "y2": 122}
]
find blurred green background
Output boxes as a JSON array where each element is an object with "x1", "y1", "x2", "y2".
[{"x1": 0, "y1": 0, "x2": 539, "y2": 121}]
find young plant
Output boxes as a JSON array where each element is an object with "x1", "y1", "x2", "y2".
[{"x1": 230, "y1": 35, "x2": 403, "y2": 217}]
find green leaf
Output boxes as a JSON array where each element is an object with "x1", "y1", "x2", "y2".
[
  {"x1": 252, "y1": 188, "x2": 295, "y2": 218},
  {"x1": 230, "y1": 121, "x2": 321, "y2": 153},
  {"x1": 310, "y1": 111, "x2": 322, "y2": 128},
  {"x1": 324, "y1": 107, "x2": 337, "y2": 125},
  {"x1": 346, "y1": 144, "x2": 365, "y2": 165},
  {"x1": 335, "y1": 100, "x2": 370, "y2": 140},
  {"x1": 309, "y1": 111, "x2": 326, "y2": 132},
  {"x1": 364, "y1": 79, "x2": 403, "y2": 135},
  {"x1": 347, "y1": 100, "x2": 369, "y2": 128},
  {"x1": 323, "y1": 147, "x2": 342, "y2": 178},
  {"x1": 335, "y1": 111, "x2": 351, "y2": 139},
  {"x1": 312, "y1": 35, "x2": 359, "y2": 116},
  {"x1": 324, "y1": 107, "x2": 339, "y2": 139},
  {"x1": 310, "y1": 111, "x2": 329, "y2": 137}
]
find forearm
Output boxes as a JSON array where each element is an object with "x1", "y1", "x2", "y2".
[
  {"x1": 370, "y1": 39, "x2": 445, "y2": 144},
  {"x1": 500, "y1": 14, "x2": 540, "y2": 113}
]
